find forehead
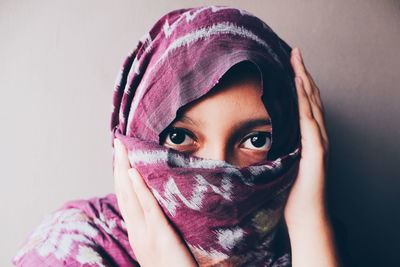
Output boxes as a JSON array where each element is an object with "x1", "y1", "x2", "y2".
[
  {"x1": 176, "y1": 61, "x2": 264, "y2": 114},
  {"x1": 173, "y1": 78, "x2": 269, "y2": 129}
]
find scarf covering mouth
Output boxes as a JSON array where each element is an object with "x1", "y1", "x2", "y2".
[
  {"x1": 12, "y1": 5, "x2": 301, "y2": 267},
  {"x1": 111, "y1": 5, "x2": 300, "y2": 266}
]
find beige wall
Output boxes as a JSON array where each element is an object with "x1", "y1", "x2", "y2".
[{"x1": 1, "y1": 0, "x2": 399, "y2": 266}]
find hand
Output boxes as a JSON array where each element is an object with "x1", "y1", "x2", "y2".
[
  {"x1": 284, "y1": 47, "x2": 330, "y2": 226},
  {"x1": 113, "y1": 138, "x2": 198, "y2": 267},
  {"x1": 284, "y1": 48, "x2": 339, "y2": 267}
]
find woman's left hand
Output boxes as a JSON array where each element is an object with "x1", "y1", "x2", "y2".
[
  {"x1": 284, "y1": 47, "x2": 330, "y2": 226},
  {"x1": 113, "y1": 138, "x2": 198, "y2": 267},
  {"x1": 284, "y1": 48, "x2": 339, "y2": 267}
]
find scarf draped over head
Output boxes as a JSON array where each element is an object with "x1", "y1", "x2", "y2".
[{"x1": 111, "y1": 5, "x2": 300, "y2": 266}]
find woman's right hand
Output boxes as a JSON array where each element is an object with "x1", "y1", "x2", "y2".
[{"x1": 113, "y1": 138, "x2": 198, "y2": 267}]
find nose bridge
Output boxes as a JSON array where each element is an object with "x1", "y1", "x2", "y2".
[
  {"x1": 210, "y1": 145, "x2": 229, "y2": 162},
  {"x1": 196, "y1": 140, "x2": 231, "y2": 163}
]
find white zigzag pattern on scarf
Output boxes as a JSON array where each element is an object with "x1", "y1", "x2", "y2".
[
  {"x1": 119, "y1": 6, "x2": 262, "y2": 95},
  {"x1": 214, "y1": 226, "x2": 245, "y2": 251},
  {"x1": 160, "y1": 21, "x2": 281, "y2": 69},
  {"x1": 151, "y1": 174, "x2": 233, "y2": 216},
  {"x1": 128, "y1": 148, "x2": 300, "y2": 185},
  {"x1": 114, "y1": 49, "x2": 133, "y2": 93},
  {"x1": 126, "y1": 6, "x2": 253, "y2": 80},
  {"x1": 94, "y1": 211, "x2": 117, "y2": 235},
  {"x1": 248, "y1": 165, "x2": 274, "y2": 176},
  {"x1": 123, "y1": 57, "x2": 140, "y2": 97},
  {"x1": 13, "y1": 208, "x2": 112, "y2": 266},
  {"x1": 114, "y1": 69, "x2": 123, "y2": 92},
  {"x1": 128, "y1": 149, "x2": 230, "y2": 168},
  {"x1": 125, "y1": 32, "x2": 151, "y2": 86},
  {"x1": 122, "y1": 6, "x2": 237, "y2": 97},
  {"x1": 169, "y1": 153, "x2": 234, "y2": 169},
  {"x1": 76, "y1": 245, "x2": 106, "y2": 267},
  {"x1": 248, "y1": 147, "x2": 300, "y2": 176},
  {"x1": 140, "y1": 32, "x2": 153, "y2": 53},
  {"x1": 163, "y1": 6, "x2": 247, "y2": 38},
  {"x1": 188, "y1": 243, "x2": 229, "y2": 263},
  {"x1": 128, "y1": 149, "x2": 254, "y2": 186},
  {"x1": 126, "y1": 21, "x2": 281, "y2": 135},
  {"x1": 128, "y1": 149, "x2": 168, "y2": 164}
]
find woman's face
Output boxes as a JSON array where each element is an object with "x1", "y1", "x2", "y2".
[{"x1": 160, "y1": 71, "x2": 272, "y2": 167}]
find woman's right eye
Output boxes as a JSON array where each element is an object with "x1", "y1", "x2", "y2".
[{"x1": 163, "y1": 128, "x2": 196, "y2": 146}]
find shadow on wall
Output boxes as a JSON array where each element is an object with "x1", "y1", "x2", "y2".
[{"x1": 326, "y1": 108, "x2": 400, "y2": 267}]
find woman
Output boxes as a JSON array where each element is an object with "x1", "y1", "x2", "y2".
[{"x1": 13, "y1": 6, "x2": 338, "y2": 267}]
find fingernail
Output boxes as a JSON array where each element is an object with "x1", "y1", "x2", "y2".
[
  {"x1": 295, "y1": 76, "x2": 303, "y2": 85},
  {"x1": 114, "y1": 138, "x2": 121, "y2": 152},
  {"x1": 296, "y1": 48, "x2": 302, "y2": 62}
]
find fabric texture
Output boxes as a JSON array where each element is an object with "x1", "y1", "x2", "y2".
[{"x1": 12, "y1": 5, "x2": 300, "y2": 267}]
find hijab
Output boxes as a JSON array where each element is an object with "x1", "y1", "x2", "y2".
[
  {"x1": 12, "y1": 5, "x2": 300, "y2": 267},
  {"x1": 111, "y1": 5, "x2": 300, "y2": 266}
]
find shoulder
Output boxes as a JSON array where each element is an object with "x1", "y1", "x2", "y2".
[{"x1": 12, "y1": 194, "x2": 138, "y2": 267}]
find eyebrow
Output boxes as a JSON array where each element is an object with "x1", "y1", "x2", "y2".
[
  {"x1": 177, "y1": 115, "x2": 199, "y2": 126},
  {"x1": 176, "y1": 116, "x2": 272, "y2": 130},
  {"x1": 233, "y1": 118, "x2": 272, "y2": 132}
]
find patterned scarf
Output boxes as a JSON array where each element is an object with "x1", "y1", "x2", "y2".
[
  {"x1": 111, "y1": 5, "x2": 300, "y2": 266},
  {"x1": 12, "y1": 5, "x2": 300, "y2": 267}
]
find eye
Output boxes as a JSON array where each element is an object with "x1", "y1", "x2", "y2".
[
  {"x1": 240, "y1": 132, "x2": 271, "y2": 151},
  {"x1": 163, "y1": 127, "x2": 196, "y2": 146}
]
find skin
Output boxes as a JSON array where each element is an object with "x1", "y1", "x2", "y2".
[{"x1": 113, "y1": 48, "x2": 339, "y2": 267}]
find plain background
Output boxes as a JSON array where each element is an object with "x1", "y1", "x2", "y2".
[{"x1": 1, "y1": 0, "x2": 399, "y2": 266}]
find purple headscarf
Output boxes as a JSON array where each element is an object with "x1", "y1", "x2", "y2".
[
  {"x1": 12, "y1": 6, "x2": 300, "y2": 267},
  {"x1": 111, "y1": 5, "x2": 300, "y2": 266}
]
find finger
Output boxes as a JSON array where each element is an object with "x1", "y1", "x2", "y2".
[
  {"x1": 295, "y1": 76, "x2": 314, "y2": 121},
  {"x1": 291, "y1": 48, "x2": 314, "y2": 97},
  {"x1": 306, "y1": 71, "x2": 321, "y2": 103},
  {"x1": 291, "y1": 49, "x2": 329, "y2": 147},
  {"x1": 302, "y1": 73, "x2": 329, "y2": 147},
  {"x1": 291, "y1": 48, "x2": 321, "y2": 110},
  {"x1": 128, "y1": 168, "x2": 170, "y2": 227},
  {"x1": 298, "y1": 74, "x2": 328, "y2": 146},
  {"x1": 113, "y1": 138, "x2": 145, "y2": 228},
  {"x1": 305, "y1": 70, "x2": 324, "y2": 114},
  {"x1": 114, "y1": 138, "x2": 131, "y2": 171},
  {"x1": 307, "y1": 97, "x2": 329, "y2": 149},
  {"x1": 295, "y1": 76, "x2": 324, "y2": 154},
  {"x1": 296, "y1": 50, "x2": 324, "y2": 114}
]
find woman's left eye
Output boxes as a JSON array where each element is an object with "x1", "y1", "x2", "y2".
[{"x1": 240, "y1": 132, "x2": 272, "y2": 151}]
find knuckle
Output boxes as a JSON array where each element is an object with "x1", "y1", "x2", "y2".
[
  {"x1": 314, "y1": 138, "x2": 329, "y2": 154},
  {"x1": 301, "y1": 110, "x2": 314, "y2": 120},
  {"x1": 315, "y1": 86, "x2": 321, "y2": 95},
  {"x1": 297, "y1": 69, "x2": 307, "y2": 78},
  {"x1": 309, "y1": 95, "x2": 318, "y2": 105},
  {"x1": 142, "y1": 201, "x2": 156, "y2": 215}
]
